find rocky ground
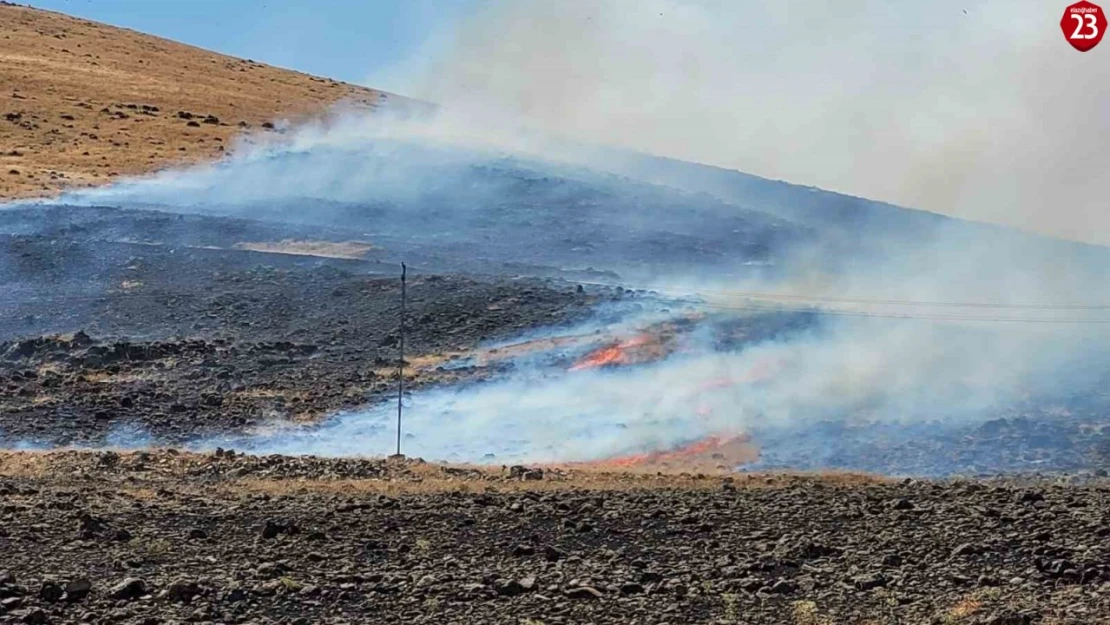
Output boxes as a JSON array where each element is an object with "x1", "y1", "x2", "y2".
[
  {"x1": 0, "y1": 208, "x2": 628, "y2": 445},
  {"x1": 0, "y1": 450, "x2": 1108, "y2": 624}
]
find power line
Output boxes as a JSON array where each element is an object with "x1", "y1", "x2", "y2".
[
  {"x1": 7, "y1": 281, "x2": 1110, "y2": 324},
  {"x1": 685, "y1": 300, "x2": 1110, "y2": 325},
  {"x1": 579, "y1": 281, "x2": 1110, "y2": 311}
]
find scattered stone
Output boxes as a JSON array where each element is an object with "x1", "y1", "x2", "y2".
[
  {"x1": 852, "y1": 573, "x2": 888, "y2": 591},
  {"x1": 64, "y1": 578, "x2": 91, "y2": 602},
  {"x1": 496, "y1": 580, "x2": 525, "y2": 597},
  {"x1": 162, "y1": 579, "x2": 200, "y2": 602},
  {"x1": 0, "y1": 597, "x2": 22, "y2": 611},
  {"x1": 952, "y1": 543, "x2": 980, "y2": 557},
  {"x1": 767, "y1": 579, "x2": 796, "y2": 594},
  {"x1": 21, "y1": 608, "x2": 47, "y2": 625},
  {"x1": 108, "y1": 578, "x2": 146, "y2": 601},
  {"x1": 619, "y1": 582, "x2": 644, "y2": 595},
  {"x1": 566, "y1": 586, "x2": 604, "y2": 599},
  {"x1": 38, "y1": 582, "x2": 63, "y2": 603}
]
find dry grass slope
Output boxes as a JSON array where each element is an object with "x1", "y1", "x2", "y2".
[{"x1": 0, "y1": 3, "x2": 392, "y2": 200}]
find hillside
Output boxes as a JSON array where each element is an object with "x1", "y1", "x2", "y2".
[{"x1": 0, "y1": 3, "x2": 390, "y2": 200}]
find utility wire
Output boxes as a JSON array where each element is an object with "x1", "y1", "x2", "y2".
[
  {"x1": 8, "y1": 282, "x2": 1110, "y2": 324},
  {"x1": 580, "y1": 281, "x2": 1110, "y2": 311},
  {"x1": 678, "y1": 300, "x2": 1110, "y2": 325}
]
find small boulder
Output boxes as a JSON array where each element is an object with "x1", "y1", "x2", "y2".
[
  {"x1": 495, "y1": 580, "x2": 525, "y2": 597},
  {"x1": 21, "y1": 608, "x2": 48, "y2": 625},
  {"x1": 64, "y1": 578, "x2": 92, "y2": 602},
  {"x1": 565, "y1": 586, "x2": 604, "y2": 599},
  {"x1": 619, "y1": 582, "x2": 644, "y2": 595},
  {"x1": 108, "y1": 578, "x2": 146, "y2": 601},
  {"x1": 38, "y1": 582, "x2": 63, "y2": 603},
  {"x1": 852, "y1": 573, "x2": 888, "y2": 591},
  {"x1": 162, "y1": 579, "x2": 200, "y2": 602}
]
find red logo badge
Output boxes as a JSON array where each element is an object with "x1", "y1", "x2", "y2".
[{"x1": 1061, "y1": 1, "x2": 1106, "y2": 52}]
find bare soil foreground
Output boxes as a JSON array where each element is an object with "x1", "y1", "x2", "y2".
[{"x1": 1, "y1": 452, "x2": 1108, "y2": 625}]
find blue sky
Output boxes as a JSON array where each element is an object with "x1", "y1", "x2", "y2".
[{"x1": 26, "y1": 0, "x2": 472, "y2": 92}]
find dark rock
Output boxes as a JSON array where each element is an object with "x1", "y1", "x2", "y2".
[
  {"x1": 738, "y1": 577, "x2": 764, "y2": 592},
  {"x1": 566, "y1": 586, "x2": 604, "y2": 599},
  {"x1": 852, "y1": 573, "x2": 888, "y2": 591},
  {"x1": 495, "y1": 580, "x2": 525, "y2": 597},
  {"x1": 63, "y1": 578, "x2": 91, "y2": 602},
  {"x1": 767, "y1": 579, "x2": 796, "y2": 594},
  {"x1": 21, "y1": 608, "x2": 47, "y2": 625},
  {"x1": 0, "y1": 597, "x2": 22, "y2": 611},
  {"x1": 108, "y1": 578, "x2": 147, "y2": 601},
  {"x1": 619, "y1": 582, "x2": 644, "y2": 595},
  {"x1": 952, "y1": 543, "x2": 980, "y2": 557},
  {"x1": 38, "y1": 582, "x2": 63, "y2": 603},
  {"x1": 1018, "y1": 491, "x2": 1045, "y2": 504},
  {"x1": 162, "y1": 579, "x2": 200, "y2": 602}
]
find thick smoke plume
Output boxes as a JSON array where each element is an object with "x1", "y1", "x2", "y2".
[{"x1": 403, "y1": 0, "x2": 1110, "y2": 245}]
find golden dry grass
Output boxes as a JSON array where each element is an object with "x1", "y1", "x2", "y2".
[
  {"x1": 0, "y1": 4, "x2": 395, "y2": 200},
  {"x1": 234, "y1": 240, "x2": 376, "y2": 260},
  {"x1": 0, "y1": 449, "x2": 889, "y2": 493}
]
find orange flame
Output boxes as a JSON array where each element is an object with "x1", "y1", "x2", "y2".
[
  {"x1": 577, "y1": 434, "x2": 756, "y2": 470},
  {"x1": 568, "y1": 332, "x2": 673, "y2": 371}
]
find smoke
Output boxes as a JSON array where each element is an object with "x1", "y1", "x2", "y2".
[
  {"x1": 403, "y1": 0, "x2": 1109, "y2": 245},
  {"x1": 185, "y1": 297, "x2": 1110, "y2": 473},
  {"x1": 3, "y1": 0, "x2": 1109, "y2": 475}
]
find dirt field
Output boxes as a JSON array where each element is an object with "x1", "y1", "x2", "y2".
[
  {"x1": 1, "y1": 451, "x2": 1108, "y2": 624},
  {"x1": 0, "y1": 3, "x2": 395, "y2": 201}
]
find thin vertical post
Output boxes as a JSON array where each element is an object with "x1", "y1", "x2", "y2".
[{"x1": 396, "y1": 262, "x2": 406, "y2": 457}]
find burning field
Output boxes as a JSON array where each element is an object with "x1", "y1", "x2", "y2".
[
  {"x1": 3, "y1": 136, "x2": 1110, "y2": 477},
  {"x1": 5, "y1": 3, "x2": 1110, "y2": 623}
]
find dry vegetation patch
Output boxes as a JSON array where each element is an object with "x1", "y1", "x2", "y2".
[{"x1": 0, "y1": 4, "x2": 396, "y2": 200}]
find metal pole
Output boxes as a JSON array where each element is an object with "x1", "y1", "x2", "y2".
[{"x1": 396, "y1": 262, "x2": 406, "y2": 457}]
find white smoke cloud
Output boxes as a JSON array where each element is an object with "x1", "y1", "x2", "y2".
[{"x1": 401, "y1": 0, "x2": 1109, "y2": 244}]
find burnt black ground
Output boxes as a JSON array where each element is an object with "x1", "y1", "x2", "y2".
[
  {"x1": 5, "y1": 205, "x2": 1110, "y2": 475},
  {"x1": 2, "y1": 451, "x2": 1110, "y2": 625},
  {"x1": 0, "y1": 210, "x2": 630, "y2": 445}
]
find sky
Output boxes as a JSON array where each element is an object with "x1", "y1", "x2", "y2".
[{"x1": 25, "y1": 0, "x2": 468, "y2": 91}]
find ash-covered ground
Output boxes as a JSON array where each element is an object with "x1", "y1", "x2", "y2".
[
  {"x1": 4, "y1": 138, "x2": 1110, "y2": 625},
  {"x1": 4, "y1": 143, "x2": 1110, "y2": 476},
  {"x1": 0, "y1": 207, "x2": 630, "y2": 446}
]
